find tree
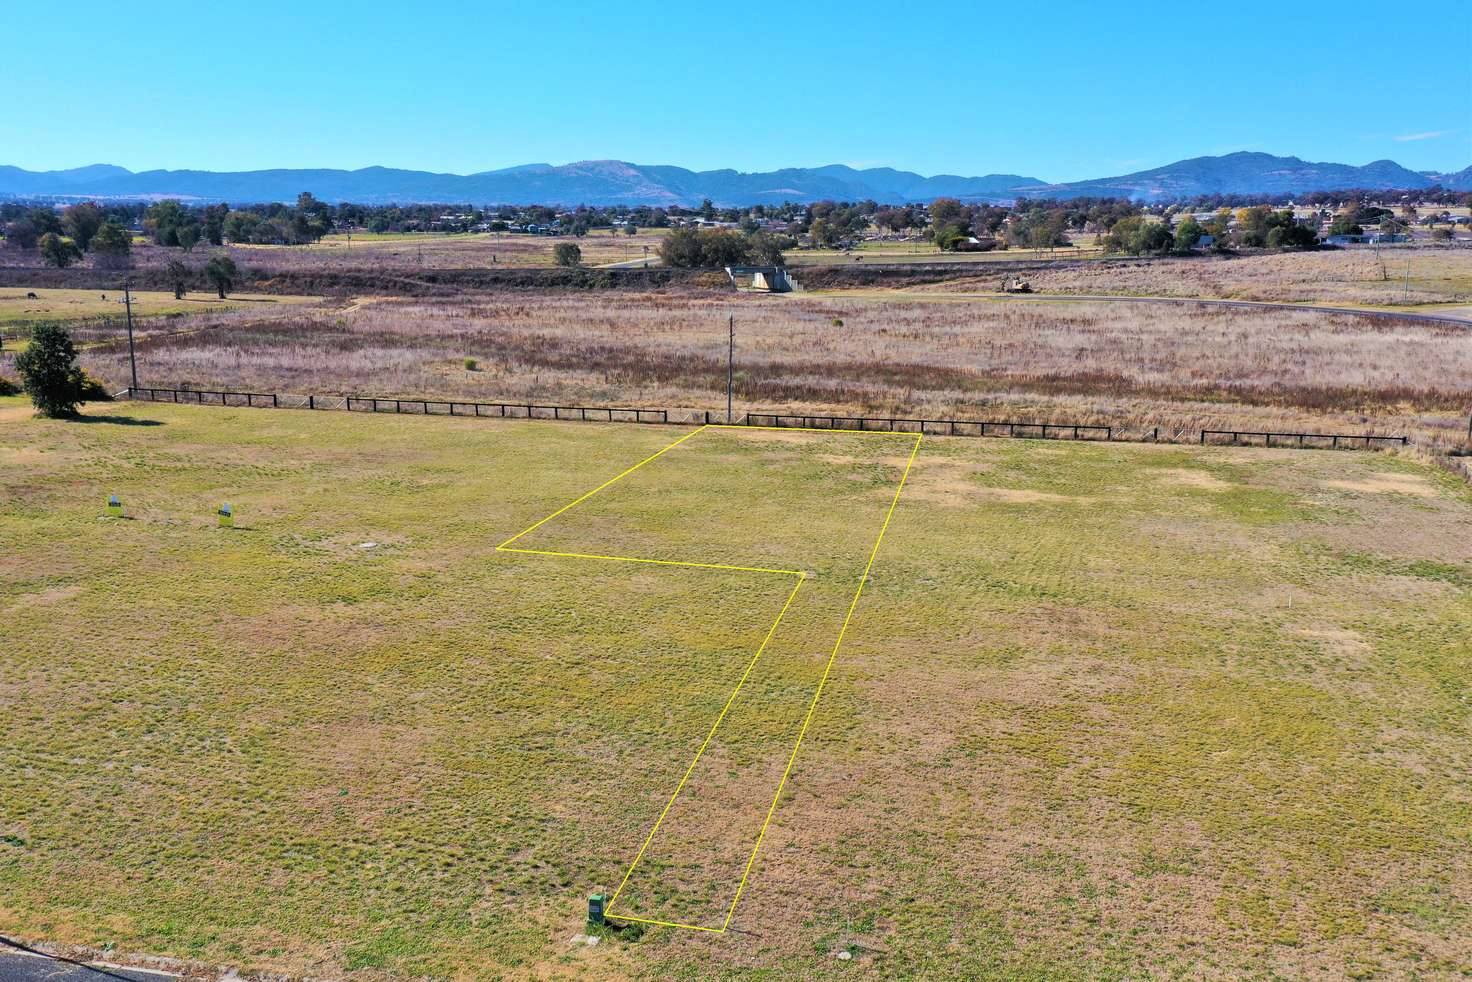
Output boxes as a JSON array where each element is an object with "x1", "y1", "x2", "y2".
[
  {"x1": 1173, "y1": 217, "x2": 1204, "y2": 252},
  {"x1": 1268, "y1": 223, "x2": 1318, "y2": 249},
  {"x1": 39, "y1": 233, "x2": 82, "y2": 268},
  {"x1": 1102, "y1": 216, "x2": 1143, "y2": 253},
  {"x1": 934, "y1": 225, "x2": 966, "y2": 251},
  {"x1": 658, "y1": 226, "x2": 706, "y2": 267},
  {"x1": 694, "y1": 229, "x2": 753, "y2": 266},
  {"x1": 4, "y1": 219, "x2": 39, "y2": 250},
  {"x1": 929, "y1": 198, "x2": 966, "y2": 235},
  {"x1": 1329, "y1": 211, "x2": 1364, "y2": 236},
  {"x1": 1130, "y1": 222, "x2": 1174, "y2": 255},
  {"x1": 553, "y1": 242, "x2": 582, "y2": 267},
  {"x1": 202, "y1": 204, "x2": 230, "y2": 246},
  {"x1": 657, "y1": 227, "x2": 760, "y2": 267},
  {"x1": 144, "y1": 200, "x2": 188, "y2": 245},
  {"x1": 15, "y1": 322, "x2": 86, "y2": 417},
  {"x1": 176, "y1": 223, "x2": 201, "y2": 252},
  {"x1": 91, "y1": 221, "x2": 133, "y2": 269},
  {"x1": 224, "y1": 210, "x2": 267, "y2": 243},
  {"x1": 203, "y1": 255, "x2": 239, "y2": 298},
  {"x1": 62, "y1": 203, "x2": 104, "y2": 251},
  {"x1": 748, "y1": 232, "x2": 789, "y2": 266},
  {"x1": 29, "y1": 207, "x2": 63, "y2": 237},
  {"x1": 166, "y1": 260, "x2": 191, "y2": 299},
  {"x1": 624, "y1": 223, "x2": 637, "y2": 236}
]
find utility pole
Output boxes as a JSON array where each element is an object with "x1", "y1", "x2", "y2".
[
  {"x1": 727, "y1": 315, "x2": 735, "y2": 424},
  {"x1": 123, "y1": 280, "x2": 139, "y2": 391}
]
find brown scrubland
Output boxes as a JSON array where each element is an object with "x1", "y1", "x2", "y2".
[{"x1": 67, "y1": 288, "x2": 1472, "y2": 456}]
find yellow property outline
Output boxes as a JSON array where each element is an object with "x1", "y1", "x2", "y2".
[{"x1": 496, "y1": 423, "x2": 922, "y2": 933}]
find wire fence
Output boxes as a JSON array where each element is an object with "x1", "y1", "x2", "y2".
[{"x1": 120, "y1": 386, "x2": 1411, "y2": 451}]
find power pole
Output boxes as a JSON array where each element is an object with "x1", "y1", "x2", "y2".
[
  {"x1": 123, "y1": 280, "x2": 139, "y2": 391},
  {"x1": 727, "y1": 315, "x2": 735, "y2": 424}
]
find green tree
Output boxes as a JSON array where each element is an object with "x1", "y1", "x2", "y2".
[
  {"x1": 553, "y1": 242, "x2": 582, "y2": 266},
  {"x1": 223, "y1": 210, "x2": 266, "y2": 243},
  {"x1": 166, "y1": 260, "x2": 191, "y2": 299},
  {"x1": 696, "y1": 229, "x2": 754, "y2": 266},
  {"x1": 1102, "y1": 216, "x2": 1143, "y2": 253},
  {"x1": 933, "y1": 225, "x2": 966, "y2": 251},
  {"x1": 624, "y1": 223, "x2": 637, "y2": 236},
  {"x1": 62, "y1": 203, "x2": 104, "y2": 251},
  {"x1": 1268, "y1": 223, "x2": 1318, "y2": 249},
  {"x1": 4, "y1": 219, "x2": 40, "y2": 250},
  {"x1": 15, "y1": 322, "x2": 86, "y2": 417},
  {"x1": 1121, "y1": 222, "x2": 1173, "y2": 256},
  {"x1": 658, "y1": 226, "x2": 706, "y2": 267},
  {"x1": 201, "y1": 204, "x2": 230, "y2": 246},
  {"x1": 748, "y1": 232, "x2": 788, "y2": 266},
  {"x1": 91, "y1": 221, "x2": 133, "y2": 269},
  {"x1": 144, "y1": 200, "x2": 188, "y2": 245},
  {"x1": 39, "y1": 232, "x2": 82, "y2": 268},
  {"x1": 1328, "y1": 211, "x2": 1363, "y2": 236},
  {"x1": 1173, "y1": 217, "x2": 1204, "y2": 252},
  {"x1": 929, "y1": 198, "x2": 966, "y2": 235},
  {"x1": 203, "y1": 255, "x2": 239, "y2": 298},
  {"x1": 176, "y1": 224, "x2": 200, "y2": 252},
  {"x1": 29, "y1": 207, "x2": 63, "y2": 237}
]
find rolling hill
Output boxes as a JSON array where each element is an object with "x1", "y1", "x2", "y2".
[{"x1": 0, "y1": 153, "x2": 1461, "y2": 205}]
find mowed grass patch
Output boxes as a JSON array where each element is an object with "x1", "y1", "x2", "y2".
[
  {"x1": 503, "y1": 427, "x2": 920, "y2": 929},
  {"x1": 0, "y1": 287, "x2": 318, "y2": 326},
  {"x1": 2, "y1": 397, "x2": 1470, "y2": 979}
]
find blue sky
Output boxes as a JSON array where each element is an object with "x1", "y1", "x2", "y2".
[{"x1": 7, "y1": 0, "x2": 1469, "y2": 180}]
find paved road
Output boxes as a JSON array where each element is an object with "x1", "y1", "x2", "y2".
[
  {"x1": 0, "y1": 949, "x2": 179, "y2": 982},
  {"x1": 825, "y1": 290, "x2": 1472, "y2": 327},
  {"x1": 597, "y1": 256, "x2": 661, "y2": 269}
]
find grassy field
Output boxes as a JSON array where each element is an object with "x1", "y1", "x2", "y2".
[
  {"x1": 201, "y1": 230, "x2": 664, "y2": 271},
  {"x1": 70, "y1": 289, "x2": 1472, "y2": 452},
  {"x1": 788, "y1": 237, "x2": 1105, "y2": 266},
  {"x1": 0, "y1": 287, "x2": 317, "y2": 326},
  {"x1": 921, "y1": 247, "x2": 1472, "y2": 310},
  {"x1": 3, "y1": 397, "x2": 1470, "y2": 980}
]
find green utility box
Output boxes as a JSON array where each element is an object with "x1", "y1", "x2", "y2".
[{"x1": 587, "y1": 893, "x2": 606, "y2": 927}]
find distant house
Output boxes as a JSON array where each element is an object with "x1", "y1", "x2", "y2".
[
  {"x1": 1324, "y1": 233, "x2": 1407, "y2": 245},
  {"x1": 1195, "y1": 234, "x2": 1215, "y2": 249},
  {"x1": 953, "y1": 236, "x2": 997, "y2": 252}
]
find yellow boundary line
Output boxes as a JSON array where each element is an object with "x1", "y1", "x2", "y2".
[{"x1": 494, "y1": 423, "x2": 922, "y2": 932}]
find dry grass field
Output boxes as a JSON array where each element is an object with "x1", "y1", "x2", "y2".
[
  {"x1": 919, "y1": 247, "x2": 1472, "y2": 309},
  {"x1": 0, "y1": 230, "x2": 667, "y2": 275},
  {"x1": 3, "y1": 397, "x2": 1470, "y2": 980},
  {"x1": 0, "y1": 288, "x2": 318, "y2": 332},
  {"x1": 69, "y1": 290, "x2": 1472, "y2": 451}
]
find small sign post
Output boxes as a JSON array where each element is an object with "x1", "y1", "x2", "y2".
[
  {"x1": 106, "y1": 494, "x2": 123, "y2": 518},
  {"x1": 217, "y1": 503, "x2": 234, "y2": 528}
]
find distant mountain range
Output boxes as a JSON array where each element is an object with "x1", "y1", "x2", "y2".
[{"x1": 2, "y1": 153, "x2": 1468, "y2": 206}]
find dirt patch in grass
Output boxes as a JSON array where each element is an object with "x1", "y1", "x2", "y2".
[
  {"x1": 1156, "y1": 467, "x2": 1232, "y2": 491},
  {"x1": 1326, "y1": 473, "x2": 1440, "y2": 496}
]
